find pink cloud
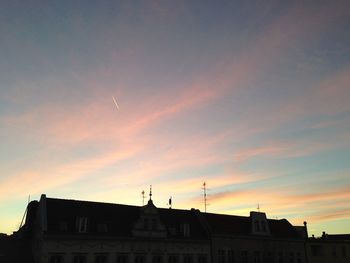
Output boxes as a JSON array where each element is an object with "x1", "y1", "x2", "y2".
[{"x1": 3, "y1": 1, "x2": 346, "y2": 149}]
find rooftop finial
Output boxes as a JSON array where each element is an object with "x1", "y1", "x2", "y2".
[
  {"x1": 168, "y1": 196, "x2": 172, "y2": 209},
  {"x1": 149, "y1": 185, "x2": 152, "y2": 200},
  {"x1": 141, "y1": 190, "x2": 145, "y2": 206}
]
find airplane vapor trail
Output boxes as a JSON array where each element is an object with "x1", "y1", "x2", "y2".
[{"x1": 112, "y1": 96, "x2": 120, "y2": 110}]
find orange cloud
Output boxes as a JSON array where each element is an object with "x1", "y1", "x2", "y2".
[
  {"x1": 308, "y1": 209, "x2": 350, "y2": 223},
  {"x1": 0, "y1": 144, "x2": 142, "y2": 201}
]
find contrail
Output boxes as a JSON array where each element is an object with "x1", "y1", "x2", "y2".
[{"x1": 112, "y1": 96, "x2": 120, "y2": 110}]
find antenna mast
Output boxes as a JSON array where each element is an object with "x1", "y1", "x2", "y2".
[
  {"x1": 19, "y1": 195, "x2": 30, "y2": 229},
  {"x1": 202, "y1": 182, "x2": 208, "y2": 213},
  {"x1": 141, "y1": 190, "x2": 145, "y2": 206}
]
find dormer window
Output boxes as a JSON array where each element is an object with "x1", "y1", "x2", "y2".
[
  {"x1": 132, "y1": 196, "x2": 167, "y2": 238},
  {"x1": 76, "y1": 217, "x2": 88, "y2": 233},
  {"x1": 250, "y1": 211, "x2": 270, "y2": 235},
  {"x1": 254, "y1": 220, "x2": 260, "y2": 232}
]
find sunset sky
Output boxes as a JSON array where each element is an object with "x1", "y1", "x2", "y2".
[{"x1": 1, "y1": 1, "x2": 350, "y2": 236}]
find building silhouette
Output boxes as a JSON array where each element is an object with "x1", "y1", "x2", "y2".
[
  {"x1": 306, "y1": 232, "x2": 350, "y2": 263},
  {"x1": 6, "y1": 194, "x2": 314, "y2": 263},
  {"x1": 1, "y1": 193, "x2": 349, "y2": 263}
]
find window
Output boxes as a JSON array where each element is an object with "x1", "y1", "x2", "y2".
[
  {"x1": 198, "y1": 254, "x2": 207, "y2": 263},
  {"x1": 135, "y1": 254, "x2": 146, "y2": 263},
  {"x1": 144, "y1": 218, "x2": 149, "y2": 230},
  {"x1": 342, "y1": 246, "x2": 346, "y2": 257},
  {"x1": 59, "y1": 222, "x2": 68, "y2": 232},
  {"x1": 253, "y1": 251, "x2": 261, "y2": 263},
  {"x1": 310, "y1": 245, "x2": 323, "y2": 257},
  {"x1": 264, "y1": 252, "x2": 273, "y2": 263},
  {"x1": 97, "y1": 223, "x2": 108, "y2": 233},
  {"x1": 277, "y1": 252, "x2": 283, "y2": 263},
  {"x1": 288, "y1": 252, "x2": 294, "y2": 263},
  {"x1": 152, "y1": 254, "x2": 163, "y2": 263},
  {"x1": 73, "y1": 254, "x2": 87, "y2": 263},
  {"x1": 183, "y1": 223, "x2": 190, "y2": 237},
  {"x1": 240, "y1": 251, "x2": 248, "y2": 263},
  {"x1": 254, "y1": 220, "x2": 260, "y2": 232},
  {"x1": 169, "y1": 227, "x2": 177, "y2": 235},
  {"x1": 76, "y1": 217, "x2": 88, "y2": 233},
  {"x1": 218, "y1": 250, "x2": 225, "y2": 263},
  {"x1": 296, "y1": 252, "x2": 302, "y2": 263},
  {"x1": 168, "y1": 254, "x2": 179, "y2": 263},
  {"x1": 49, "y1": 255, "x2": 64, "y2": 263},
  {"x1": 261, "y1": 221, "x2": 266, "y2": 232},
  {"x1": 183, "y1": 254, "x2": 193, "y2": 263},
  {"x1": 332, "y1": 247, "x2": 337, "y2": 257},
  {"x1": 95, "y1": 254, "x2": 108, "y2": 263},
  {"x1": 152, "y1": 219, "x2": 157, "y2": 230},
  {"x1": 227, "y1": 250, "x2": 235, "y2": 263},
  {"x1": 116, "y1": 253, "x2": 129, "y2": 263}
]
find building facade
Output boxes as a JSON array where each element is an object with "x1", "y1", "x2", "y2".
[
  {"x1": 306, "y1": 233, "x2": 350, "y2": 263},
  {"x1": 204, "y1": 212, "x2": 306, "y2": 263},
  {"x1": 27, "y1": 195, "x2": 210, "y2": 263},
  {"x1": 16, "y1": 194, "x2": 309, "y2": 263}
]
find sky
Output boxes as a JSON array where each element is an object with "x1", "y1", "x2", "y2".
[{"x1": 0, "y1": 0, "x2": 350, "y2": 236}]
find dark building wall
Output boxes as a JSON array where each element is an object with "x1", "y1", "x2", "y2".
[{"x1": 307, "y1": 239, "x2": 350, "y2": 263}]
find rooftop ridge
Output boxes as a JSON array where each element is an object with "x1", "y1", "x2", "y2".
[
  {"x1": 46, "y1": 197, "x2": 141, "y2": 208},
  {"x1": 46, "y1": 196, "x2": 201, "y2": 213},
  {"x1": 45, "y1": 196, "x2": 289, "y2": 222}
]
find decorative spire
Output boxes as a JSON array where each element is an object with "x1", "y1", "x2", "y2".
[{"x1": 149, "y1": 185, "x2": 152, "y2": 200}]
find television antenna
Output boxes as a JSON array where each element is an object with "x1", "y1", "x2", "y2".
[{"x1": 202, "y1": 182, "x2": 209, "y2": 213}]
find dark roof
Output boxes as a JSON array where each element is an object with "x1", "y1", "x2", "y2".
[
  {"x1": 29, "y1": 196, "x2": 303, "y2": 240},
  {"x1": 312, "y1": 234, "x2": 350, "y2": 242},
  {"x1": 326, "y1": 234, "x2": 350, "y2": 241},
  {"x1": 45, "y1": 197, "x2": 208, "y2": 239},
  {"x1": 269, "y1": 219, "x2": 302, "y2": 238},
  {"x1": 203, "y1": 213, "x2": 302, "y2": 239},
  {"x1": 203, "y1": 213, "x2": 250, "y2": 235}
]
